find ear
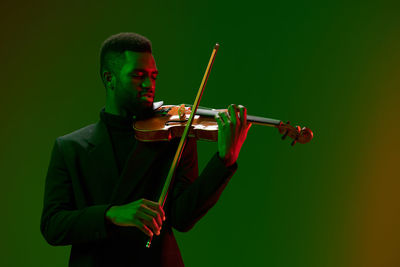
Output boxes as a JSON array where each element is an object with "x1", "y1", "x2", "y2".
[{"x1": 102, "y1": 71, "x2": 115, "y2": 91}]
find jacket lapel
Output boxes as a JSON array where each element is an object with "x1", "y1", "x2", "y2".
[{"x1": 86, "y1": 120, "x2": 119, "y2": 203}]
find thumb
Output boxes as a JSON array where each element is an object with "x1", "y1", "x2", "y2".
[{"x1": 246, "y1": 123, "x2": 252, "y2": 131}]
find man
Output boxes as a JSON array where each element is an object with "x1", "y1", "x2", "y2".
[{"x1": 40, "y1": 32, "x2": 251, "y2": 266}]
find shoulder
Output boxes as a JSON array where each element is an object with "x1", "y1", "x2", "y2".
[
  {"x1": 60, "y1": 123, "x2": 96, "y2": 139},
  {"x1": 56, "y1": 122, "x2": 98, "y2": 150}
]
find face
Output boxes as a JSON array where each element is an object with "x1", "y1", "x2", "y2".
[{"x1": 109, "y1": 51, "x2": 158, "y2": 117}]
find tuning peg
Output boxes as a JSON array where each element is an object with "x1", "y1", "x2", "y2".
[
  {"x1": 282, "y1": 131, "x2": 289, "y2": 140},
  {"x1": 290, "y1": 126, "x2": 301, "y2": 146},
  {"x1": 281, "y1": 121, "x2": 291, "y2": 140}
]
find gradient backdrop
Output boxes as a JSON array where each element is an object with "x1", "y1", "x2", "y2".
[{"x1": 0, "y1": 1, "x2": 399, "y2": 266}]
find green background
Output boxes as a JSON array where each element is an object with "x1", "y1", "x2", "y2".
[{"x1": 1, "y1": 1, "x2": 399, "y2": 266}]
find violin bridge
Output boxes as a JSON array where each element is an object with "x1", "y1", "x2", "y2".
[{"x1": 178, "y1": 104, "x2": 186, "y2": 120}]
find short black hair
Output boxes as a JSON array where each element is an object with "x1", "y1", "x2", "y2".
[{"x1": 99, "y1": 32, "x2": 152, "y2": 81}]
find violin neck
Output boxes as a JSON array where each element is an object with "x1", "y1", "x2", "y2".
[
  {"x1": 246, "y1": 114, "x2": 281, "y2": 127},
  {"x1": 192, "y1": 106, "x2": 281, "y2": 127}
]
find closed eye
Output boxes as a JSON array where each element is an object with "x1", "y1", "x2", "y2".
[
  {"x1": 130, "y1": 70, "x2": 158, "y2": 80},
  {"x1": 131, "y1": 71, "x2": 144, "y2": 77}
]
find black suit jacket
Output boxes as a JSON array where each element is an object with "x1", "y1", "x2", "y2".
[{"x1": 40, "y1": 118, "x2": 237, "y2": 266}]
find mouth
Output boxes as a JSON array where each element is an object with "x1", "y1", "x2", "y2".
[
  {"x1": 139, "y1": 92, "x2": 154, "y2": 101},
  {"x1": 140, "y1": 93, "x2": 153, "y2": 97}
]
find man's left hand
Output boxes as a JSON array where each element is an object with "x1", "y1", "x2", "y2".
[{"x1": 215, "y1": 104, "x2": 252, "y2": 166}]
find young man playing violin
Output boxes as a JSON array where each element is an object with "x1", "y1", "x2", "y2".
[{"x1": 40, "y1": 32, "x2": 251, "y2": 267}]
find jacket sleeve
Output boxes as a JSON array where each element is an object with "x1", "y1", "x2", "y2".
[
  {"x1": 40, "y1": 138, "x2": 112, "y2": 246},
  {"x1": 169, "y1": 138, "x2": 237, "y2": 232}
]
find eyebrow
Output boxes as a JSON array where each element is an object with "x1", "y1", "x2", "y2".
[{"x1": 131, "y1": 68, "x2": 158, "y2": 74}]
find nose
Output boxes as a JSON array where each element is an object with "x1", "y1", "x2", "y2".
[{"x1": 141, "y1": 76, "x2": 154, "y2": 90}]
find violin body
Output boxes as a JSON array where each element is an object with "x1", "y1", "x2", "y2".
[{"x1": 134, "y1": 105, "x2": 219, "y2": 142}]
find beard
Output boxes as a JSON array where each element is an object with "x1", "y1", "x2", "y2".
[{"x1": 125, "y1": 98, "x2": 154, "y2": 120}]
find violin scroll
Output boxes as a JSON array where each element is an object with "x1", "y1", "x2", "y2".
[{"x1": 277, "y1": 121, "x2": 314, "y2": 146}]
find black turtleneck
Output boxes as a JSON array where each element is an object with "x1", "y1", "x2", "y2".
[{"x1": 100, "y1": 108, "x2": 137, "y2": 175}]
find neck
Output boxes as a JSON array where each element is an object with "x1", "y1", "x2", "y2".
[
  {"x1": 105, "y1": 93, "x2": 135, "y2": 118},
  {"x1": 105, "y1": 101, "x2": 127, "y2": 117}
]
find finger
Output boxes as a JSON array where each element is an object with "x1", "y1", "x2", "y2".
[
  {"x1": 215, "y1": 114, "x2": 225, "y2": 142},
  {"x1": 139, "y1": 203, "x2": 163, "y2": 228},
  {"x1": 136, "y1": 219, "x2": 154, "y2": 237},
  {"x1": 143, "y1": 199, "x2": 166, "y2": 221},
  {"x1": 137, "y1": 211, "x2": 161, "y2": 235},
  {"x1": 219, "y1": 111, "x2": 230, "y2": 125},
  {"x1": 215, "y1": 114, "x2": 225, "y2": 131},
  {"x1": 235, "y1": 104, "x2": 241, "y2": 129},
  {"x1": 215, "y1": 114, "x2": 225, "y2": 128},
  {"x1": 228, "y1": 104, "x2": 238, "y2": 126},
  {"x1": 238, "y1": 105, "x2": 247, "y2": 130}
]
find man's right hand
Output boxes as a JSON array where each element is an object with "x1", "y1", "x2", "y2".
[{"x1": 105, "y1": 198, "x2": 166, "y2": 237}]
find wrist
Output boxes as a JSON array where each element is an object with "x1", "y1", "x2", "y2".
[{"x1": 218, "y1": 152, "x2": 235, "y2": 167}]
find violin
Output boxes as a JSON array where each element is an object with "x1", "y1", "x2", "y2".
[{"x1": 134, "y1": 102, "x2": 314, "y2": 146}]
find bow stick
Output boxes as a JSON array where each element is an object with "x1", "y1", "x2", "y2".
[{"x1": 146, "y1": 43, "x2": 220, "y2": 248}]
